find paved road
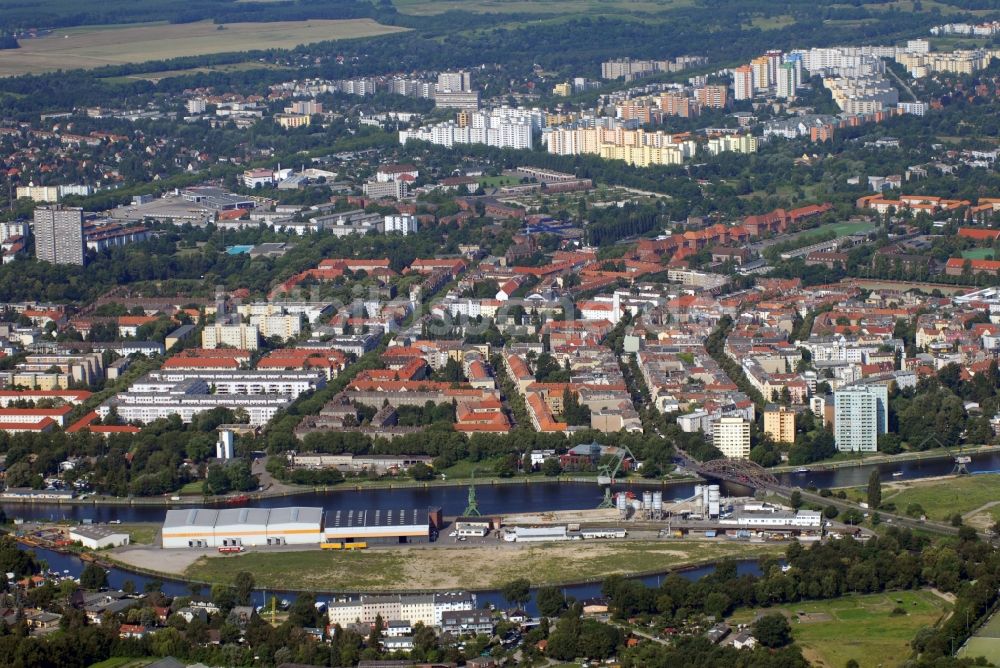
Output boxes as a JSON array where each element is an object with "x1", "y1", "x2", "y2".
[{"x1": 885, "y1": 64, "x2": 918, "y2": 102}]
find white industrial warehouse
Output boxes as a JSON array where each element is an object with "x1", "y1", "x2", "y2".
[
  {"x1": 162, "y1": 506, "x2": 432, "y2": 548},
  {"x1": 162, "y1": 507, "x2": 324, "y2": 548}
]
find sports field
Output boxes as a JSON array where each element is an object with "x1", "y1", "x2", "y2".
[
  {"x1": 728, "y1": 590, "x2": 951, "y2": 668},
  {"x1": 961, "y1": 610, "x2": 1000, "y2": 665},
  {"x1": 0, "y1": 19, "x2": 408, "y2": 77},
  {"x1": 962, "y1": 247, "x2": 996, "y2": 260}
]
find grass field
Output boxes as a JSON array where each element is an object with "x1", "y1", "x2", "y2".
[
  {"x1": 962, "y1": 248, "x2": 996, "y2": 260},
  {"x1": 479, "y1": 175, "x2": 521, "y2": 188},
  {"x1": 961, "y1": 610, "x2": 1000, "y2": 664},
  {"x1": 176, "y1": 480, "x2": 205, "y2": 496},
  {"x1": 0, "y1": 19, "x2": 408, "y2": 77},
  {"x1": 87, "y1": 659, "x2": 158, "y2": 668},
  {"x1": 183, "y1": 540, "x2": 783, "y2": 592},
  {"x1": 728, "y1": 590, "x2": 951, "y2": 668},
  {"x1": 749, "y1": 14, "x2": 796, "y2": 30},
  {"x1": 882, "y1": 474, "x2": 1000, "y2": 525},
  {"x1": 804, "y1": 221, "x2": 876, "y2": 240},
  {"x1": 117, "y1": 524, "x2": 159, "y2": 546}
]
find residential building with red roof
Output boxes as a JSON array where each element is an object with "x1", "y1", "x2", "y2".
[
  {"x1": 67, "y1": 411, "x2": 141, "y2": 436},
  {"x1": 946, "y1": 258, "x2": 1000, "y2": 276},
  {"x1": 0, "y1": 405, "x2": 73, "y2": 428},
  {"x1": 0, "y1": 390, "x2": 91, "y2": 407}
]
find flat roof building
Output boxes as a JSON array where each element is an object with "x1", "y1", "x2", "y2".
[
  {"x1": 34, "y1": 206, "x2": 85, "y2": 266},
  {"x1": 69, "y1": 526, "x2": 131, "y2": 550},
  {"x1": 162, "y1": 506, "x2": 323, "y2": 549},
  {"x1": 763, "y1": 405, "x2": 796, "y2": 444},
  {"x1": 834, "y1": 384, "x2": 888, "y2": 452},
  {"x1": 324, "y1": 508, "x2": 431, "y2": 544},
  {"x1": 713, "y1": 416, "x2": 751, "y2": 459}
]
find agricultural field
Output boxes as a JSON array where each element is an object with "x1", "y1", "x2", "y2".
[
  {"x1": 961, "y1": 609, "x2": 1000, "y2": 665},
  {"x1": 180, "y1": 540, "x2": 784, "y2": 592},
  {"x1": 0, "y1": 19, "x2": 408, "y2": 77},
  {"x1": 728, "y1": 590, "x2": 951, "y2": 668}
]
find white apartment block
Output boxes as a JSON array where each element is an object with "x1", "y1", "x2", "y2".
[
  {"x1": 705, "y1": 134, "x2": 757, "y2": 156},
  {"x1": 34, "y1": 206, "x2": 84, "y2": 265},
  {"x1": 400, "y1": 107, "x2": 544, "y2": 151},
  {"x1": 327, "y1": 592, "x2": 475, "y2": 628},
  {"x1": 833, "y1": 384, "x2": 888, "y2": 452},
  {"x1": 202, "y1": 323, "x2": 260, "y2": 350},
  {"x1": 384, "y1": 214, "x2": 418, "y2": 236},
  {"x1": 98, "y1": 392, "x2": 293, "y2": 426},
  {"x1": 236, "y1": 301, "x2": 332, "y2": 325},
  {"x1": 437, "y1": 71, "x2": 472, "y2": 92},
  {"x1": 733, "y1": 67, "x2": 754, "y2": 101},
  {"x1": 138, "y1": 370, "x2": 323, "y2": 396},
  {"x1": 401, "y1": 119, "x2": 533, "y2": 150},
  {"x1": 250, "y1": 314, "x2": 302, "y2": 341},
  {"x1": 776, "y1": 62, "x2": 800, "y2": 99},
  {"x1": 97, "y1": 370, "x2": 324, "y2": 425},
  {"x1": 712, "y1": 416, "x2": 751, "y2": 459}
]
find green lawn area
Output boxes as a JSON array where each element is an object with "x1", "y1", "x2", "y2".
[
  {"x1": 176, "y1": 480, "x2": 205, "y2": 496},
  {"x1": 962, "y1": 247, "x2": 996, "y2": 260},
  {"x1": 961, "y1": 609, "x2": 1000, "y2": 664},
  {"x1": 749, "y1": 14, "x2": 795, "y2": 30},
  {"x1": 184, "y1": 540, "x2": 783, "y2": 592},
  {"x1": 439, "y1": 458, "x2": 502, "y2": 479},
  {"x1": 728, "y1": 590, "x2": 950, "y2": 668},
  {"x1": 88, "y1": 658, "x2": 158, "y2": 668},
  {"x1": 479, "y1": 175, "x2": 521, "y2": 189},
  {"x1": 118, "y1": 523, "x2": 158, "y2": 545},
  {"x1": 882, "y1": 474, "x2": 1000, "y2": 523}
]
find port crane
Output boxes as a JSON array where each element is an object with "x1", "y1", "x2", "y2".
[{"x1": 594, "y1": 442, "x2": 639, "y2": 509}]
